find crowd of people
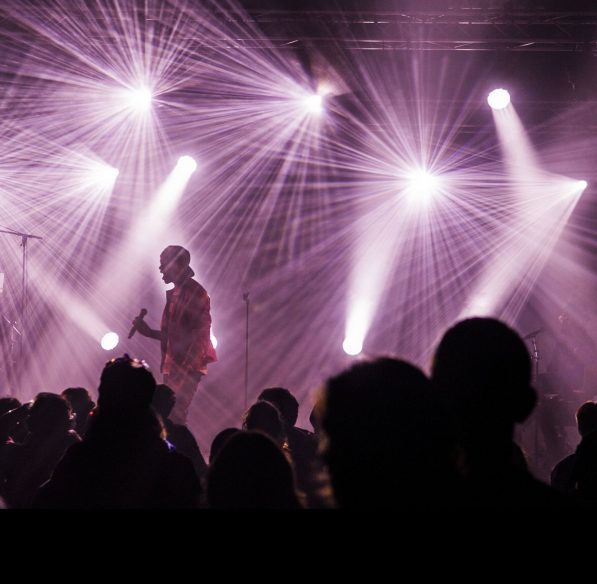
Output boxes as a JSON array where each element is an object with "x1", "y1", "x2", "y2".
[{"x1": 0, "y1": 315, "x2": 596, "y2": 510}]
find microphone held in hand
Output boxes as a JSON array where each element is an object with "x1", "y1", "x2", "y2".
[{"x1": 128, "y1": 308, "x2": 148, "y2": 339}]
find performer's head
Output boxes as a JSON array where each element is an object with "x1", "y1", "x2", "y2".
[{"x1": 159, "y1": 245, "x2": 194, "y2": 284}]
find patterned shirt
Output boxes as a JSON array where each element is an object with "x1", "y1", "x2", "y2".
[{"x1": 160, "y1": 276, "x2": 217, "y2": 377}]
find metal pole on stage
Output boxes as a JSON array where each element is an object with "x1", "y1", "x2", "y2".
[
  {"x1": 523, "y1": 328, "x2": 543, "y2": 469},
  {"x1": 243, "y1": 291, "x2": 250, "y2": 410},
  {"x1": 0, "y1": 228, "x2": 43, "y2": 393}
]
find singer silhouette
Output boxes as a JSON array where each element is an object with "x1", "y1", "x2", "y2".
[{"x1": 130, "y1": 246, "x2": 217, "y2": 423}]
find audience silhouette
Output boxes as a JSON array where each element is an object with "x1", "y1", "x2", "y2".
[
  {"x1": 34, "y1": 355, "x2": 200, "y2": 509},
  {"x1": 207, "y1": 431, "x2": 301, "y2": 510},
  {"x1": 0, "y1": 315, "x2": 588, "y2": 510},
  {"x1": 242, "y1": 400, "x2": 286, "y2": 447},
  {"x1": 258, "y1": 388, "x2": 318, "y2": 491},
  {"x1": 61, "y1": 387, "x2": 95, "y2": 438},
  {"x1": 432, "y1": 317, "x2": 576, "y2": 509},
  {"x1": 316, "y1": 357, "x2": 462, "y2": 509},
  {"x1": 152, "y1": 383, "x2": 207, "y2": 479},
  {"x1": 209, "y1": 427, "x2": 241, "y2": 464},
  {"x1": 551, "y1": 401, "x2": 597, "y2": 502},
  {"x1": 0, "y1": 392, "x2": 79, "y2": 508}
]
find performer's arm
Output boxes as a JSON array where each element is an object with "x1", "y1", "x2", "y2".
[{"x1": 132, "y1": 316, "x2": 162, "y2": 340}]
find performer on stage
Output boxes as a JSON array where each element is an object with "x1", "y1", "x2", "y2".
[{"x1": 131, "y1": 245, "x2": 217, "y2": 423}]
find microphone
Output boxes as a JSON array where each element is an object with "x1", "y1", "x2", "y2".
[{"x1": 128, "y1": 308, "x2": 147, "y2": 339}]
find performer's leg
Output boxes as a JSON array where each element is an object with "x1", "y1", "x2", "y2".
[{"x1": 165, "y1": 368, "x2": 202, "y2": 424}]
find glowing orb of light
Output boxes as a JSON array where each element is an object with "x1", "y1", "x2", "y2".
[
  {"x1": 342, "y1": 337, "x2": 363, "y2": 356},
  {"x1": 89, "y1": 164, "x2": 119, "y2": 187},
  {"x1": 100, "y1": 332, "x2": 119, "y2": 351},
  {"x1": 487, "y1": 88, "x2": 511, "y2": 110},
  {"x1": 406, "y1": 170, "x2": 440, "y2": 202},
  {"x1": 564, "y1": 179, "x2": 588, "y2": 197},
  {"x1": 210, "y1": 332, "x2": 218, "y2": 349},
  {"x1": 127, "y1": 87, "x2": 152, "y2": 112},
  {"x1": 176, "y1": 155, "x2": 198, "y2": 174},
  {"x1": 304, "y1": 93, "x2": 324, "y2": 114},
  {"x1": 467, "y1": 294, "x2": 492, "y2": 316}
]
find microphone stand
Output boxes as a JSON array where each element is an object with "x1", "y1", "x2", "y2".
[
  {"x1": 0, "y1": 228, "x2": 43, "y2": 393},
  {"x1": 0, "y1": 314, "x2": 20, "y2": 395},
  {"x1": 243, "y1": 291, "x2": 250, "y2": 410},
  {"x1": 529, "y1": 333, "x2": 541, "y2": 467}
]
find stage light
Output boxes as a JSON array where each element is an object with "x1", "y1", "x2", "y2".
[
  {"x1": 88, "y1": 164, "x2": 119, "y2": 187},
  {"x1": 487, "y1": 88, "x2": 511, "y2": 110},
  {"x1": 342, "y1": 337, "x2": 363, "y2": 356},
  {"x1": 406, "y1": 169, "x2": 440, "y2": 202},
  {"x1": 564, "y1": 179, "x2": 588, "y2": 197},
  {"x1": 126, "y1": 87, "x2": 152, "y2": 112},
  {"x1": 304, "y1": 93, "x2": 324, "y2": 114},
  {"x1": 100, "y1": 331, "x2": 119, "y2": 350},
  {"x1": 465, "y1": 294, "x2": 492, "y2": 317},
  {"x1": 176, "y1": 155, "x2": 197, "y2": 175}
]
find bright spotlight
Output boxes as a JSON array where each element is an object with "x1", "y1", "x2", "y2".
[
  {"x1": 176, "y1": 155, "x2": 197, "y2": 175},
  {"x1": 100, "y1": 332, "x2": 119, "y2": 351},
  {"x1": 465, "y1": 294, "x2": 492, "y2": 316},
  {"x1": 127, "y1": 87, "x2": 152, "y2": 112},
  {"x1": 89, "y1": 164, "x2": 119, "y2": 187},
  {"x1": 211, "y1": 332, "x2": 218, "y2": 349},
  {"x1": 304, "y1": 94, "x2": 324, "y2": 114},
  {"x1": 487, "y1": 88, "x2": 511, "y2": 110},
  {"x1": 406, "y1": 170, "x2": 440, "y2": 202},
  {"x1": 342, "y1": 337, "x2": 363, "y2": 356},
  {"x1": 560, "y1": 179, "x2": 589, "y2": 197}
]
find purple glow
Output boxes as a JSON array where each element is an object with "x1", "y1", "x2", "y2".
[{"x1": 0, "y1": 0, "x2": 593, "y2": 463}]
